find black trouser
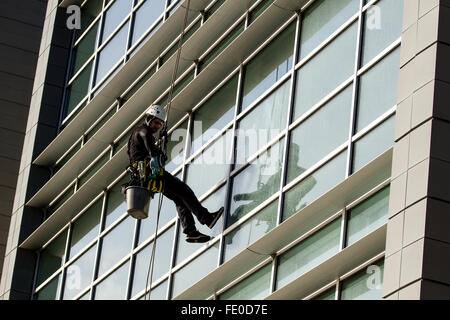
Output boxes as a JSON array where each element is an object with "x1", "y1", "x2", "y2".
[{"x1": 162, "y1": 170, "x2": 211, "y2": 235}]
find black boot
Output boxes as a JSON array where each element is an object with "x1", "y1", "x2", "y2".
[
  {"x1": 186, "y1": 230, "x2": 211, "y2": 243},
  {"x1": 207, "y1": 207, "x2": 224, "y2": 229}
]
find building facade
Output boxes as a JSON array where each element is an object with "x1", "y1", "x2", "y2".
[{"x1": 1, "y1": 0, "x2": 449, "y2": 300}]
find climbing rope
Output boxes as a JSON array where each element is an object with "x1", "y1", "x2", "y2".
[{"x1": 144, "y1": 0, "x2": 192, "y2": 301}]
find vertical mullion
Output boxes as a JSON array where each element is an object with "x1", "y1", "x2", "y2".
[
  {"x1": 89, "y1": 0, "x2": 106, "y2": 100},
  {"x1": 218, "y1": 64, "x2": 244, "y2": 267},
  {"x1": 272, "y1": 13, "x2": 301, "y2": 295},
  {"x1": 58, "y1": 224, "x2": 72, "y2": 300},
  {"x1": 345, "y1": 0, "x2": 365, "y2": 178},
  {"x1": 125, "y1": 217, "x2": 141, "y2": 300},
  {"x1": 90, "y1": 190, "x2": 107, "y2": 299}
]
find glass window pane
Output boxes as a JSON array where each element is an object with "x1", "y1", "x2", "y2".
[
  {"x1": 171, "y1": 242, "x2": 219, "y2": 297},
  {"x1": 299, "y1": 0, "x2": 359, "y2": 60},
  {"x1": 165, "y1": 120, "x2": 188, "y2": 173},
  {"x1": 283, "y1": 151, "x2": 347, "y2": 221},
  {"x1": 175, "y1": 185, "x2": 226, "y2": 265},
  {"x1": 138, "y1": 194, "x2": 177, "y2": 246},
  {"x1": 69, "y1": 198, "x2": 102, "y2": 259},
  {"x1": 276, "y1": 218, "x2": 341, "y2": 289},
  {"x1": 346, "y1": 187, "x2": 390, "y2": 247},
  {"x1": 72, "y1": 22, "x2": 99, "y2": 76},
  {"x1": 220, "y1": 263, "x2": 272, "y2": 300},
  {"x1": 98, "y1": 216, "x2": 134, "y2": 277},
  {"x1": 236, "y1": 80, "x2": 290, "y2": 165},
  {"x1": 104, "y1": 176, "x2": 128, "y2": 228},
  {"x1": 63, "y1": 245, "x2": 96, "y2": 300},
  {"x1": 356, "y1": 48, "x2": 400, "y2": 132},
  {"x1": 287, "y1": 85, "x2": 353, "y2": 184},
  {"x1": 185, "y1": 131, "x2": 232, "y2": 198},
  {"x1": 361, "y1": 0, "x2": 403, "y2": 65},
  {"x1": 131, "y1": 226, "x2": 174, "y2": 297},
  {"x1": 95, "y1": 260, "x2": 130, "y2": 300},
  {"x1": 294, "y1": 22, "x2": 358, "y2": 120},
  {"x1": 241, "y1": 22, "x2": 295, "y2": 111},
  {"x1": 140, "y1": 280, "x2": 168, "y2": 300},
  {"x1": 224, "y1": 200, "x2": 278, "y2": 262},
  {"x1": 101, "y1": 0, "x2": 133, "y2": 44},
  {"x1": 37, "y1": 230, "x2": 67, "y2": 286},
  {"x1": 95, "y1": 21, "x2": 129, "y2": 86},
  {"x1": 191, "y1": 75, "x2": 238, "y2": 154},
  {"x1": 131, "y1": 0, "x2": 166, "y2": 46},
  {"x1": 340, "y1": 260, "x2": 384, "y2": 300},
  {"x1": 229, "y1": 139, "x2": 284, "y2": 227},
  {"x1": 36, "y1": 273, "x2": 61, "y2": 300},
  {"x1": 352, "y1": 116, "x2": 395, "y2": 173},
  {"x1": 65, "y1": 62, "x2": 92, "y2": 118},
  {"x1": 249, "y1": 0, "x2": 275, "y2": 24}
]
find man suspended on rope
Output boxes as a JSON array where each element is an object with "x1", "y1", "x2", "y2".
[{"x1": 127, "y1": 104, "x2": 224, "y2": 243}]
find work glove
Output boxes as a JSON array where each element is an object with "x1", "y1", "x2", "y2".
[{"x1": 149, "y1": 157, "x2": 160, "y2": 176}]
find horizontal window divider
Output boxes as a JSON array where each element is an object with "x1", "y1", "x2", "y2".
[
  {"x1": 54, "y1": 137, "x2": 83, "y2": 168},
  {"x1": 282, "y1": 142, "x2": 349, "y2": 194},
  {"x1": 34, "y1": 0, "x2": 214, "y2": 168},
  {"x1": 351, "y1": 105, "x2": 396, "y2": 142},
  {"x1": 77, "y1": 146, "x2": 111, "y2": 179},
  {"x1": 222, "y1": 192, "x2": 280, "y2": 239},
  {"x1": 303, "y1": 279, "x2": 338, "y2": 301},
  {"x1": 34, "y1": 265, "x2": 64, "y2": 294},
  {"x1": 91, "y1": 58, "x2": 125, "y2": 94},
  {"x1": 345, "y1": 178, "x2": 391, "y2": 212},
  {"x1": 67, "y1": 56, "x2": 95, "y2": 86},
  {"x1": 185, "y1": 122, "x2": 235, "y2": 165},
  {"x1": 47, "y1": 180, "x2": 76, "y2": 209},
  {"x1": 196, "y1": 178, "x2": 229, "y2": 203},
  {"x1": 363, "y1": 0, "x2": 382, "y2": 12},
  {"x1": 21, "y1": 145, "x2": 130, "y2": 250},
  {"x1": 72, "y1": 285, "x2": 91, "y2": 301},
  {"x1": 132, "y1": 273, "x2": 170, "y2": 300},
  {"x1": 92, "y1": 255, "x2": 132, "y2": 290},
  {"x1": 84, "y1": 101, "x2": 118, "y2": 137},
  {"x1": 357, "y1": 38, "x2": 401, "y2": 77},
  {"x1": 288, "y1": 76, "x2": 354, "y2": 131},
  {"x1": 266, "y1": 226, "x2": 386, "y2": 300},
  {"x1": 72, "y1": 15, "x2": 101, "y2": 48},
  {"x1": 65, "y1": 240, "x2": 98, "y2": 270},
  {"x1": 61, "y1": 96, "x2": 89, "y2": 127},
  {"x1": 170, "y1": 236, "x2": 222, "y2": 275},
  {"x1": 294, "y1": 10, "x2": 360, "y2": 72},
  {"x1": 132, "y1": 219, "x2": 178, "y2": 255},
  {"x1": 172, "y1": 148, "x2": 392, "y2": 300},
  {"x1": 214, "y1": 255, "x2": 273, "y2": 298},
  {"x1": 338, "y1": 251, "x2": 385, "y2": 284},
  {"x1": 235, "y1": 72, "x2": 293, "y2": 122}
]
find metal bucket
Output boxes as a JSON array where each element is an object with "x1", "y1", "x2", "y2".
[{"x1": 125, "y1": 186, "x2": 151, "y2": 219}]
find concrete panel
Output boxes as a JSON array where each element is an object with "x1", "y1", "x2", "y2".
[
  {"x1": 408, "y1": 120, "x2": 432, "y2": 168},
  {"x1": 0, "y1": 0, "x2": 47, "y2": 27},
  {"x1": 428, "y1": 157, "x2": 450, "y2": 203},
  {"x1": 0, "y1": 17, "x2": 43, "y2": 53},
  {"x1": 394, "y1": 95, "x2": 412, "y2": 141},
  {"x1": 425, "y1": 198, "x2": 450, "y2": 244},
  {"x1": 416, "y1": 6, "x2": 439, "y2": 53},
  {"x1": 400, "y1": 22, "x2": 417, "y2": 67},
  {"x1": 0, "y1": 157, "x2": 20, "y2": 189},
  {"x1": 421, "y1": 280, "x2": 450, "y2": 300},
  {"x1": 411, "y1": 80, "x2": 434, "y2": 128},
  {"x1": 398, "y1": 279, "x2": 421, "y2": 300},
  {"x1": 422, "y1": 238, "x2": 450, "y2": 285},
  {"x1": 382, "y1": 250, "x2": 402, "y2": 297},
  {"x1": 405, "y1": 159, "x2": 429, "y2": 207},
  {"x1": 385, "y1": 210, "x2": 405, "y2": 257},
  {"x1": 403, "y1": 198, "x2": 427, "y2": 247},
  {"x1": 0, "y1": 44, "x2": 38, "y2": 80},
  {"x1": 402, "y1": 0, "x2": 419, "y2": 32},
  {"x1": 391, "y1": 134, "x2": 409, "y2": 179},
  {"x1": 388, "y1": 172, "x2": 407, "y2": 217},
  {"x1": 400, "y1": 239, "x2": 425, "y2": 287}
]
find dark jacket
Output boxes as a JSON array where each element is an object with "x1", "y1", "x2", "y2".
[{"x1": 127, "y1": 123, "x2": 161, "y2": 163}]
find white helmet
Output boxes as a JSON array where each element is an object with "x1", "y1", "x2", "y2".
[{"x1": 145, "y1": 104, "x2": 166, "y2": 122}]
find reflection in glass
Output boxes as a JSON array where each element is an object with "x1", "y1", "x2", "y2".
[
  {"x1": 241, "y1": 22, "x2": 295, "y2": 111},
  {"x1": 229, "y1": 139, "x2": 284, "y2": 227},
  {"x1": 65, "y1": 62, "x2": 92, "y2": 118},
  {"x1": 69, "y1": 198, "x2": 102, "y2": 259},
  {"x1": 72, "y1": 22, "x2": 99, "y2": 75},
  {"x1": 287, "y1": 85, "x2": 352, "y2": 183},
  {"x1": 95, "y1": 261, "x2": 130, "y2": 300},
  {"x1": 236, "y1": 80, "x2": 290, "y2": 165},
  {"x1": 37, "y1": 230, "x2": 67, "y2": 287},
  {"x1": 63, "y1": 245, "x2": 96, "y2": 300},
  {"x1": 283, "y1": 152, "x2": 347, "y2": 220},
  {"x1": 340, "y1": 260, "x2": 384, "y2": 300},
  {"x1": 294, "y1": 22, "x2": 357, "y2": 120},
  {"x1": 131, "y1": 227, "x2": 174, "y2": 297},
  {"x1": 224, "y1": 200, "x2": 278, "y2": 262},
  {"x1": 220, "y1": 263, "x2": 272, "y2": 300},
  {"x1": 165, "y1": 120, "x2": 188, "y2": 173},
  {"x1": 356, "y1": 49, "x2": 399, "y2": 132},
  {"x1": 98, "y1": 216, "x2": 134, "y2": 277},
  {"x1": 172, "y1": 242, "x2": 219, "y2": 297},
  {"x1": 346, "y1": 187, "x2": 389, "y2": 246},
  {"x1": 299, "y1": 0, "x2": 359, "y2": 59},
  {"x1": 276, "y1": 218, "x2": 341, "y2": 289}
]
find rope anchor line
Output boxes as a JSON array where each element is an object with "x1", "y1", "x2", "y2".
[{"x1": 144, "y1": 0, "x2": 192, "y2": 301}]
